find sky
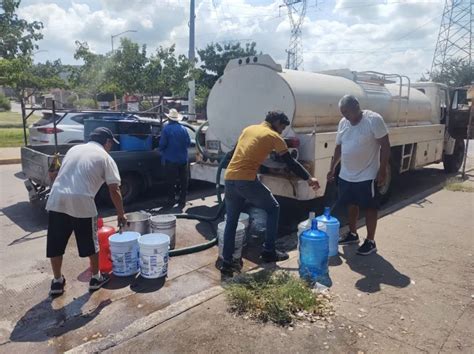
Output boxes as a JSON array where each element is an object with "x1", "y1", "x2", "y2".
[{"x1": 17, "y1": 0, "x2": 446, "y2": 80}]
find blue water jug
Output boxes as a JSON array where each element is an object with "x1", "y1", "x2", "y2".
[
  {"x1": 316, "y1": 207, "x2": 340, "y2": 257},
  {"x1": 299, "y1": 218, "x2": 332, "y2": 287}
]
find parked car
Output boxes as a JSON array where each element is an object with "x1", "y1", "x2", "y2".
[{"x1": 29, "y1": 111, "x2": 139, "y2": 145}]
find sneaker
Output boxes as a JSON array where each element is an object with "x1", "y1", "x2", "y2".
[
  {"x1": 49, "y1": 277, "x2": 66, "y2": 296},
  {"x1": 357, "y1": 239, "x2": 377, "y2": 255},
  {"x1": 89, "y1": 273, "x2": 110, "y2": 291},
  {"x1": 339, "y1": 231, "x2": 360, "y2": 245},
  {"x1": 261, "y1": 249, "x2": 289, "y2": 263},
  {"x1": 215, "y1": 259, "x2": 234, "y2": 277},
  {"x1": 232, "y1": 258, "x2": 243, "y2": 273}
]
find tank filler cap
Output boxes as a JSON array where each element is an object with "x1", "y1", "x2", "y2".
[{"x1": 224, "y1": 54, "x2": 282, "y2": 73}]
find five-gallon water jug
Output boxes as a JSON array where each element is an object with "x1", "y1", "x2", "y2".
[
  {"x1": 316, "y1": 207, "x2": 340, "y2": 257},
  {"x1": 299, "y1": 218, "x2": 332, "y2": 287}
]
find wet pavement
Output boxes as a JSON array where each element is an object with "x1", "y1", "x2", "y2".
[{"x1": 0, "y1": 152, "x2": 472, "y2": 352}]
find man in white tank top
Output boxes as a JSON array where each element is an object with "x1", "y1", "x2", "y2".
[{"x1": 328, "y1": 95, "x2": 391, "y2": 255}]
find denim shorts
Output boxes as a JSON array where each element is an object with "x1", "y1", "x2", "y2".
[{"x1": 338, "y1": 178, "x2": 380, "y2": 210}]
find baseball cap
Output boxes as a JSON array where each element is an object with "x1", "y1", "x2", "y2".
[{"x1": 89, "y1": 127, "x2": 120, "y2": 144}]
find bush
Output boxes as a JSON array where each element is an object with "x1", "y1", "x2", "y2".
[
  {"x1": 75, "y1": 98, "x2": 97, "y2": 109},
  {"x1": 0, "y1": 94, "x2": 11, "y2": 111},
  {"x1": 225, "y1": 270, "x2": 333, "y2": 326}
]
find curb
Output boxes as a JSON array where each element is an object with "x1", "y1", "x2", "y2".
[
  {"x1": 0, "y1": 158, "x2": 21, "y2": 165},
  {"x1": 66, "y1": 286, "x2": 224, "y2": 353}
]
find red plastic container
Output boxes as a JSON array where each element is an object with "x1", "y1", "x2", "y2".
[{"x1": 97, "y1": 217, "x2": 116, "y2": 274}]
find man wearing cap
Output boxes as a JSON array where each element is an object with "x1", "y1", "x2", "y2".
[
  {"x1": 45, "y1": 127, "x2": 127, "y2": 296},
  {"x1": 159, "y1": 108, "x2": 191, "y2": 208},
  {"x1": 218, "y1": 111, "x2": 320, "y2": 277}
]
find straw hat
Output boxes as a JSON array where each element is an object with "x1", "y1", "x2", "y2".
[{"x1": 166, "y1": 108, "x2": 180, "y2": 121}]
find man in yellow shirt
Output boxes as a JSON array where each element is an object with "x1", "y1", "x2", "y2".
[{"x1": 219, "y1": 111, "x2": 320, "y2": 277}]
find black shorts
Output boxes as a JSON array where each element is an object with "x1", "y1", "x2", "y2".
[
  {"x1": 47, "y1": 211, "x2": 99, "y2": 258},
  {"x1": 338, "y1": 178, "x2": 380, "y2": 210}
]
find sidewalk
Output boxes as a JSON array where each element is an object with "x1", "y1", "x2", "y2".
[
  {"x1": 73, "y1": 178, "x2": 474, "y2": 353},
  {"x1": 0, "y1": 147, "x2": 20, "y2": 165}
]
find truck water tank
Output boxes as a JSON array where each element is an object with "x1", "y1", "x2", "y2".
[{"x1": 206, "y1": 55, "x2": 433, "y2": 151}]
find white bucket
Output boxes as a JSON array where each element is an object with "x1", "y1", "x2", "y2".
[
  {"x1": 225, "y1": 213, "x2": 250, "y2": 246},
  {"x1": 138, "y1": 233, "x2": 170, "y2": 279},
  {"x1": 150, "y1": 214, "x2": 176, "y2": 250},
  {"x1": 109, "y1": 231, "x2": 140, "y2": 277},
  {"x1": 218, "y1": 221, "x2": 246, "y2": 260}
]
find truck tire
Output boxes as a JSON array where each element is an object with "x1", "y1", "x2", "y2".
[
  {"x1": 377, "y1": 159, "x2": 397, "y2": 205},
  {"x1": 120, "y1": 173, "x2": 143, "y2": 205},
  {"x1": 97, "y1": 173, "x2": 143, "y2": 206},
  {"x1": 443, "y1": 138, "x2": 465, "y2": 174}
]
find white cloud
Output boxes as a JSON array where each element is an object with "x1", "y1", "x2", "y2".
[{"x1": 17, "y1": 0, "x2": 444, "y2": 80}]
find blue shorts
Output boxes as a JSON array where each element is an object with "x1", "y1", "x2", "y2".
[{"x1": 338, "y1": 178, "x2": 380, "y2": 210}]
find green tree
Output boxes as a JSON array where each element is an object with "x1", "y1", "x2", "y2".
[
  {"x1": 143, "y1": 45, "x2": 193, "y2": 108},
  {"x1": 197, "y1": 42, "x2": 259, "y2": 89},
  {"x1": 429, "y1": 59, "x2": 473, "y2": 87},
  {"x1": 0, "y1": 0, "x2": 44, "y2": 59},
  {"x1": 107, "y1": 38, "x2": 148, "y2": 95},
  {"x1": 69, "y1": 41, "x2": 111, "y2": 101},
  {"x1": 0, "y1": 57, "x2": 66, "y2": 99}
]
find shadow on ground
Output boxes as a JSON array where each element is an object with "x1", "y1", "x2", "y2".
[
  {"x1": 339, "y1": 244, "x2": 411, "y2": 293},
  {"x1": 9, "y1": 292, "x2": 111, "y2": 342}
]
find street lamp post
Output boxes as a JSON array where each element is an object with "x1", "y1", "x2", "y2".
[{"x1": 110, "y1": 30, "x2": 137, "y2": 110}]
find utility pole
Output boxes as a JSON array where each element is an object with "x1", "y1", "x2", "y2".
[
  {"x1": 188, "y1": 0, "x2": 196, "y2": 121},
  {"x1": 430, "y1": 0, "x2": 472, "y2": 78},
  {"x1": 282, "y1": 0, "x2": 307, "y2": 70}
]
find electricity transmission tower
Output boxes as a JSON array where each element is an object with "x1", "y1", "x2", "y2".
[
  {"x1": 282, "y1": 0, "x2": 307, "y2": 70},
  {"x1": 430, "y1": 0, "x2": 473, "y2": 78}
]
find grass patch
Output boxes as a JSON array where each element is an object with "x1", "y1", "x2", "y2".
[
  {"x1": 0, "y1": 111, "x2": 24, "y2": 128},
  {"x1": 0, "y1": 128, "x2": 28, "y2": 147},
  {"x1": 445, "y1": 177, "x2": 474, "y2": 193},
  {"x1": 225, "y1": 270, "x2": 333, "y2": 326}
]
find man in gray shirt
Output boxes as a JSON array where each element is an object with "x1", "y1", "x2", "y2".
[{"x1": 328, "y1": 95, "x2": 390, "y2": 255}]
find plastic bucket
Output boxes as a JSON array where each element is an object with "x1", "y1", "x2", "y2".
[
  {"x1": 150, "y1": 214, "x2": 177, "y2": 250},
  {"x1": 138, "y1": 233, "x2": 170, "y2": 279},
  {"x1": 218, "y1": 221, "x2": 246, "y2": 260},
  {"x1": 109, "y1": 231, "x2": 140, "y2": 277},
  {"x1": 225, "y1": 212, "x2": 250, "y2": 245},
  {"x1": 119, "y1": 134, "x2": 152, "y2": 151}
]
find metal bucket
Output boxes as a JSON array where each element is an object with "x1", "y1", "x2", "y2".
[{"x1": 123, "y1": 211, "x2": 151, "y2": 234}]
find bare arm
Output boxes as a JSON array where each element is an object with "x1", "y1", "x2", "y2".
[
  {"x1": 376, "y1": 134, "x2": 391, "y2": 186},
  {"x1": 108, "y1": 184, "x2": 126, "y2": 227},
  {"x1": 327, "y1": 144, "x2": 341, "y2": 181}
]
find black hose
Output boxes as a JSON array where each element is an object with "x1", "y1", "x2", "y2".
[{"x1": 166, "y1": 150, "x2": 232, "y2": 257}]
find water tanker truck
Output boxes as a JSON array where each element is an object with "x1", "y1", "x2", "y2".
[{"x1": 191, "y1": 54, "x2": 470, "y2": 203}]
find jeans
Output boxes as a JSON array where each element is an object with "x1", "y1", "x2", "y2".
[
  {"x1": 164, "y1": 162, "x2": 188, "y2": 204},
  {"x1": 222, "y1": 179, "x2": 280, "y2": 263}
]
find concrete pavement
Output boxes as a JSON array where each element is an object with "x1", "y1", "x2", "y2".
[
  {"x1": 1, "y1": 151, "x2": 473, "y2": 353},
  {"x1": 77, "y1": 177, "x2": 474, "y2": 354},
  {"x1": 0, "y1": 147, "x2": 20, "y2": 165}
]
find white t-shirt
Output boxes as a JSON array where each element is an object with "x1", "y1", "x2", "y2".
[
  {"x1": 335, "y1": 110, "x2": 388, "y2": 182},
  {"x1": 46, "y1": 141, "x2": 121, "y2": 218}
]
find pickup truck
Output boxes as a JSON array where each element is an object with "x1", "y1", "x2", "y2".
[{"x1": 21, "y1": 122, "x2": 198, "y2": 205}]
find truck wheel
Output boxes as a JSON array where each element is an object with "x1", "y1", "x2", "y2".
[
  {"x1": 443, "y1": 139, "x2": 465, "y2": 174},
  {"x1": 377, "y1": 162, "x2": 395, "y2": 205},
  {"x1": 120, "y1": 174, "x2": 143, "y2": 205}
]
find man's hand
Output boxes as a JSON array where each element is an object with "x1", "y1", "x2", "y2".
[
  {"x1": 376, "y1": 168, "x2": 387, "y2": 187},
  {"x1": 307, "y1": 177, "x2": 320, "y2": 191},
  {"x1": 327, "y1": 169, "x2": 336, "y2": 182},
  {"x1": 117, "y1": 214, "x2": 127, "y2": 231}
]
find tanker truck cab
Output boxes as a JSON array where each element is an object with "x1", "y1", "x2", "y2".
[{"x1": 191, "y1": 54, "x2": 466, "y2": 204}]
